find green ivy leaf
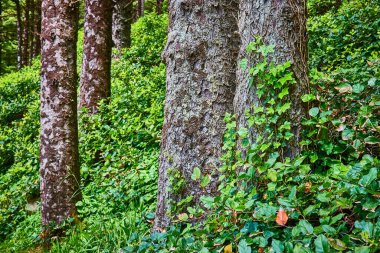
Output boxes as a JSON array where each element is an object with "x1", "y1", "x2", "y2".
[
  {"x1": 359, "y1": 167, "x2": 377, "y2": 187},
  {"x1": 238, "y1": 239, "x2": 252, "y2": 253},
  {"x1": 191, "y1": 167, "x2": 201, "y2": 181},
  {"x1": 240, "y1": 59, "x2": 248, "y2": 71},
  {"x1": 271, "y1": 239, "x2": 284, "y2": 253},
  {"x1": 309, "y1": 107, "x2": 319, "y2": 117}
]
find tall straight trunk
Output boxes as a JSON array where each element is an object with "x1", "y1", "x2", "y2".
[
  {"x1": 33, "y1": 0, "x2": 41, "y2": 57},
  {"x1": 112, "y1": 0, "x2": 133, "y2": 50},
  {"x1": 40, "y1": 0, "x2": 80, "y2": 234},
  {"x1": 137, "y1": 0, "x2": 144, "y2": 17},
  {"x1": 234, "y1": 0, "x2": 309, "y2": 159},
  {"x1": 80, "y1": 0, "x2": 113, "y2": 114},
  {"x1": 22, "y1": 0, "x2": 30, "y2": 66},
  {"x1": 29, "y1": 0, "x2": 35, "y2": 63},
  {"x1": 154, "y1": 0, "x2": 240, "y2": 230},
  {"x1": 14, "y1": 0, "x2": 23, "y2": 69},
  {"x1": 156, "y1": 0, "x2": 163, "y2": 15}
]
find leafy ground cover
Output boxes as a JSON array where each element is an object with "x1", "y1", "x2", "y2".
[{"x1": 0, "y1": 1, "x2": 379, "y2": 252}]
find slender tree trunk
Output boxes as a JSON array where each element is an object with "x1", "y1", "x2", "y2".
[
  {"x1": 112, "y1": 0, "x2": 133, "y2": 50},
  {"x1": 22, "y1": 0, "x2": 30, "y2": 66},
  {"x1": 80, "y1": 0, "x2": 113, "y2": 114},
  {"x1": 156, "y1": 0, "x2": 163, "y2": 15},
  {"x1": 234, "y1": 0, "x2": 309, "y2": 159},
  {"x1": 40, "y1": 0, "x2": 81, "y2": 235},
  {"x1": 29, "y1": 0, "x2": 35, "y2": 63},
  {"x1": 33, "y1": 0, "x2": 41, "y2": 57},
  {"x1": 137, "y1": 0, "x2": 144, "y2": 17},
  {"x1": 14, "y1": 0, "x2": 23, "y2": 69},
  {"x1": 154, "y1": 0, "x2": 240, "y2": 230}
]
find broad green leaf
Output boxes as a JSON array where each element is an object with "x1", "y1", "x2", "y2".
[
  {"x1": 201, "y1": 175, "x2": 210, "y2": 187},
  {"x1": 272, "y1": 239, "x2": 284, "y2": 253},
  {"x1": 359, "y1": 167, "x2": 377, "y2": 187},
  {"x1": 355, "y1": 246, "x2": 370, "y2": 253},
  {"x1": 309, "y1": 107, "x2": 319, "y2": 117},
  {"x1": 328, "y1": 238, "x2": 346, "y2": 251},
  {"x1": 364, "y1": 136, "x2": 380, "y2": 144},
  {"x1": 315, "y1": 235, "x2": 330, "y2": 253},
  {"x1": 299, "y1": 219, "x2": 314, "y2": 234},
  {"x1": 301, "y1": 93, "x2": 316, "y2": 102},
  {"x1": 240, "y1": 59, "x2": 248, "y2": 71},
  {"x1": 191, "y1": 167, "x2": 201, "y2": 180},
  {"x1": 238, "y1": 239, "x2": 252, "y2": 253}
]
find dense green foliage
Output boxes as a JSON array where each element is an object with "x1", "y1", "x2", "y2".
[
  {"x1": 0, "y1": 14, "x2": 167, "y2": 252},
  {"x1": 0, "y1": 1, "x2": 379, "y2": 252}
]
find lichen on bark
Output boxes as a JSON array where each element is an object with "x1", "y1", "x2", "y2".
[
  {"x1": 234, "y1": 0, "x2": 309, "y2": 159},
  {"x1": 154, "y1": 0, "x2": 240, "y2": 230},
  {"x1": 80, "y1": 0, "x2": 113, "y2": 114},
  {"x1": 40, "y1": 0, "x2": 81, "y2": 233}
]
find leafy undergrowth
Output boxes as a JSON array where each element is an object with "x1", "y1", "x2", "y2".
[
  {"x1": 0, "y1": 14, "x2": 167, "y2": 252},
  {"x1": 0, "y1": 1, "x2": 379, "y2": 252}
]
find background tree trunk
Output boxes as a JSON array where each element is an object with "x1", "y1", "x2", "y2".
[
  {"x1": 234, "y1": 0, "x2": 309, "y2": 159},
  {"x1": 29, "y1": 0, "x2": 35, "y2": 64},
  {"x1": 33, "y1": 0, "x2": 41, "y2": 57},
  {"x1": 40, "y1": 0, "x2": 81, "y2": 233},
  {"x1": 22, "y1": 0, "x2": 30, "y2": 66},
  {"x1": 112, "y1": 0, "x2": 133, "y2": 50},
  {"x1": 80, "y1": 0, "x2": 113, "y2": 114},
  {"x1": 156, "y1": 0, "x2": 163, "y2": 15},
  {"x1": 14, "y1": 0, "x2": 23, "y2": 69},
  {"x1": 137, "y1": 0, "x2": 144, "y2": 17},
  {"x1": 154, "y1": 0, "x2": 240, "y2": 230}
]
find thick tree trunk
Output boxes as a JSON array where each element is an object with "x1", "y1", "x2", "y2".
[
  {"x1": 14, "y1": 0, "x2": 23, "y2": 69},
  {"x1": 40, "y1": 0, "x2": 81, "y2": 233},
  {"x1": 154, "y1": 0, "x2": 240, "y2": 230},
  {"x1": 22, "y1": 0, "x2": 30, "y2": 66},
  {"x1": 33, "y1": 0, "x2": 41, "y2": 57},
  {"x1": 137, "y1": 0, "x2": 144, "y2": 17},
  {"x1": 156, "y1": 0, "x2": 163, "y2": 15},
  {"x1": 80, "y1": 0, "x2": 113, "y2": 114},
  {"x1": 112, "y1": 0, "x2": 133, "y2": 50},
  {"x1": 234, "y1": 0, "x2": 309, "y2": 159}
]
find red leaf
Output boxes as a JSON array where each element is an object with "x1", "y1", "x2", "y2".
[{"x1": 276, "y1": 208, "x2": 288, "y2": 226}]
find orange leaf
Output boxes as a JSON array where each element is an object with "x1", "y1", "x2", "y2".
[{"x1": 276, "y1": 208, "x2": 288, "y2": 226}]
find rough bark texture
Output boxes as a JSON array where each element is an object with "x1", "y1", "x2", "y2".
[
  {"x1": 14, "y1": 0, "x2": 23, "y2": 69},
  {"x1": 22, "y1": 0, "x2": 30, "y2": 66},
  {"x1": 234, "y1": 0, "x2": 309, "y2": 159},
  {"x1": 33, "y1": 0, "x2": 41, "y2": 57},
  {"x1": 80, "y1": 0, "x2": 113, "y2": 114},
  {"x1": 40, "y1": 0, "x2": 80, "y2": 231},
  {"x1": 29, "y1": 0, "x2": 35, "y2": 63},
  {"x1": 154, "y1": 0, "x2": 239, "y2": 230},
  {"x1": 137, "y1": 0, "x2": 144, "y2": 17},
  {"x1": 156, "y1": 0, "x2": 163, "y2": 15},
  {"x1": 112, "y1": 0, "x2": 133, "y2": 50}
]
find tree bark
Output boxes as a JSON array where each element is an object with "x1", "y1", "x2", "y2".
[
  {"x1": 22, "y1": 0, "x2": 30, "y2": 66},
  {"x1": 40, "y1": 0, "x2": 81, "y2": 234},
  {"x1": 154, "y1": 0, "x2": 240, "y2": 230},
  {"x1": 33, "y1": 0, "x2": 41, "y2": 57},
  {"x1": 112, "y1": 0, "x2": 133, "y2": 50},
  {"x1": 234, "y1": 0, "x2": 309, "y2": 159},
  {"x1": 156, "y1": 0, "x2": 163, "y2": 15},
  {"x1": 29, "y1": 0, "x2": 35, "y2": 63},
  {"x1": 137, "y1": 0, "x2": 144, "y2": 17},
  {"x1": 80, "y1": 0, "x2": 113, "y2": 114},
  {"x1": 14, "y1": 0, "x2": 23, "y2": 69}
]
